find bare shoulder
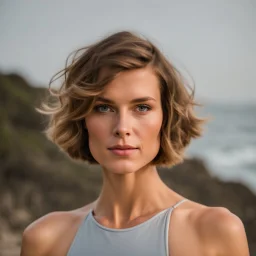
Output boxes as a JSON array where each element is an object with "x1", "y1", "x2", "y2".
[
  {"x1": 193, "y1": 206, "x2": 250, "y2": 256},
  {"x1": 168, "y1": 200, "x2": 250, "y2": 256},
  {"x1": 20, "y1": 202, "x2": 95, "y2": 256},
  {"x1": 168, "y1": 199, "x2": 208, "y2": 256}
]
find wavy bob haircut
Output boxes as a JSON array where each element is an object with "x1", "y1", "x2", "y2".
[{"x1": 38, "y1": 31, "x2": 206, "y2": 167}]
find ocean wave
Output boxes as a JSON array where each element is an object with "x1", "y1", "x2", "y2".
[{"x1": 206, "y1": 145, "x2": 256, "y2": 168}]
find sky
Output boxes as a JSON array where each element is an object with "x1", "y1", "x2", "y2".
[{"x1": 0, "y1": 0, "x2": 255, "y2": 103}]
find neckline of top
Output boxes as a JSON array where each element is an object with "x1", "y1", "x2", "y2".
[{"x1": 87, "y1": 198, "x2": 187, "y2": 232}]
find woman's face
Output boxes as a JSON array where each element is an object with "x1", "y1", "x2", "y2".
[{"x1": 85, "y1": 67, "x2": 163, "y2": 174}]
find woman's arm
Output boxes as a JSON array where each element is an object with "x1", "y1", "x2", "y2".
[
  {"x1": 20, "y1": 220, "x2": 52, "y2": 256},
  {"x1": 198, "y1": 207, "x2": 250, "y2": 256},
  {"x1": 20, "y1": 212, "x2": 65, "y2": 256}
]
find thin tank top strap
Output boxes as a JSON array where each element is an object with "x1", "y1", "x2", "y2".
[
  {"x1": 172, "y1": 198, "x2": 188, "y2": 209},
  {"x1": 164, "y1": 198, "x2": 188, "y2": 256}
]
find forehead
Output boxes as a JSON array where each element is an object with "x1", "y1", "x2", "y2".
[{"x1": 98, "y1": 67, "x2": 161, "y2": 101}]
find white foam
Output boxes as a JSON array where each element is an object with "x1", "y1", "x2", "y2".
[{"x1": 207, "y1": 145, "x2": 256, "y2": 167}]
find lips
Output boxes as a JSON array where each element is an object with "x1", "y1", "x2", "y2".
[
  {"x1": 108, "y1": 145, "x2": 139, "y2": 156},
  {"x1": 108, "y1": 145, "x2": 138, "y2": 150}
]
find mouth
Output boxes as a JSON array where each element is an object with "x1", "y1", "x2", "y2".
[
  {"x1": 108, "y1": 148, "x2": 138, "y2": 156},
  {"x1": 108, "y1": 146, "x2": 138, "y2": 150}
]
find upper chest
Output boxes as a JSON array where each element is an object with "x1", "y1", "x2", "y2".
[{"x1": 52, "y1": 206, "x2": 208, "y2": 256}]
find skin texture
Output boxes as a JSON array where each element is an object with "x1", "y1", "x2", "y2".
[{"x1": 20, "y1": 67, "x2": 250, "y2": 256}]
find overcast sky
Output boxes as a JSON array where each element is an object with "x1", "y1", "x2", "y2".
[{"x1": 0, "y1": 0, "x2": 255, "y2": 103}]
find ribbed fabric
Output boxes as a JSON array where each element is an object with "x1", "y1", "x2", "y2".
[{"x1": 67, "y1": 198, "x2": 188, "y2": 256}]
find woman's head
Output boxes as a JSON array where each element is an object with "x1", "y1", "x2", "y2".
[
  {"x1": 39, "y1": 31, "x2": 206, "y2": 168},
  {"x1": 85, "y1": 66, "x2": 163, "y2": 174}
]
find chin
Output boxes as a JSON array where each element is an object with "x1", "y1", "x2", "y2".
[{"x1": 101, "y1": 160, "x2": 149, "y2": 175}]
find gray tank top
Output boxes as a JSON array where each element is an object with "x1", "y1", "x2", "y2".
[{"x1": 67, "y1": 198, "x2": 188, "y2": 256}]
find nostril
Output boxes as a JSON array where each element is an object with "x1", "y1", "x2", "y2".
[{"x1": 114, "y1": 132, "x2": 130, "y2": 138}]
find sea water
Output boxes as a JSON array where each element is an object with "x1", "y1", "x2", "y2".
[{"x1": 187, "y1": 103, "x2": 256, "y2": 194}]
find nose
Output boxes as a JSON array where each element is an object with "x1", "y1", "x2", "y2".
[{"x1": 113, "y1": 112, "x2": 131, "y2": 138}]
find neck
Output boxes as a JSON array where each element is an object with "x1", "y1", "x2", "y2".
[{"x1": 93, "y1": 164, "x2": 180, "y2": 226}]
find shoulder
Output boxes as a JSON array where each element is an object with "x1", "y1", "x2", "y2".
[
  {"x1": 20, "y1": 211, "x2": 76, "y2": 256},
  {"x1": 194, "y1": 206, "x2": 250, "y2": 256},
  {"x1": 20, "y1": 204, "x2": 94, "y2": 256}
]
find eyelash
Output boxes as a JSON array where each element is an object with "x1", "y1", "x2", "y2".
[{"x1": 93, "y1": 104, "x2": 152, "y2": 113}]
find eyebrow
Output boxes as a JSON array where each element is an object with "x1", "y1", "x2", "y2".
[{"x1": 95, "y1": 96, "x2": 156, "y2": 104}]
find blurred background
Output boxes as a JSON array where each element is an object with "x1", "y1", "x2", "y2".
[{"x1": 0, "y1": 0, "x2": 255, "y2": 255}]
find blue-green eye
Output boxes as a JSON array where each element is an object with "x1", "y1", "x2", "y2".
[
  {"x1": 94, "y1": 104, "x2": 111, "y2": 113},
  {"x1": 137, "y1": 105, "x2": 151, "y2": 112}
]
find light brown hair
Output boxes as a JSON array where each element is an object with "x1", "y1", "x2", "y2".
[{"x1": 38, "y1": 31, "x2": 207, "y2": 167}]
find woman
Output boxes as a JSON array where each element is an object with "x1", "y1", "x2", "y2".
[{"x1": 21, "y1": 31, "x2": 250, "y2": 256}]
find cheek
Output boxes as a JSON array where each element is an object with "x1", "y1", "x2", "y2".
[
  {"x1": 85, "y1": 116, "x2": 108, "y2": 143},
  {"x1": 142, "y1": 113, "x2": 162, "y2": 140},
  {"x1": 85, "y1": 117, "x2": 109, "y2": 162}
]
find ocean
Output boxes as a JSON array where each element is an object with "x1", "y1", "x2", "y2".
[{"x1": 186, "y1": 103, "x2": 256, "y2": 194}]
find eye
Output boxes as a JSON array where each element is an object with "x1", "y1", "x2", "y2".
[
  {"x1": 94, "y1": 104, "x2": 112, "y2": 113},
  {"x1": 136, "y1": 104, "x2": 151, "y2": 112}
]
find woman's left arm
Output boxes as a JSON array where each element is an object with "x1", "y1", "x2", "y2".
[{"x1": 198, "y1": 207, "x2": 250, "y2": 256}]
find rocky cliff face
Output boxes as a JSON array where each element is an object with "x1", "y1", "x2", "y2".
[{"x1": 0, "y1": 73, "x2": 255, "y2": 255}]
